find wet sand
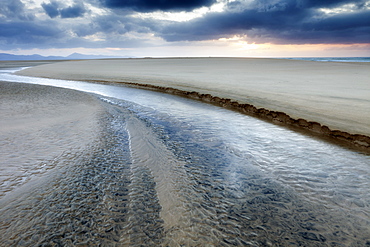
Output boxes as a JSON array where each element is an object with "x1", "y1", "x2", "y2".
[
  {"x1": 16, "y1": 58, "x2": 370, "y2": 151},
  {"x1": 0, "y1": 81, "x2": 105, "y2": 198},
  {"x1": 2, "y1": 67, "x2": 370, "y2": 245}
]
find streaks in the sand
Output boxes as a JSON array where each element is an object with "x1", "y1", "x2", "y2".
[
  {"x1": 0, "y1": 105, "x2": 165, "y2": 246},
  {"x1": 0, "y1": 72, "x2": 369, "y2": 245}
]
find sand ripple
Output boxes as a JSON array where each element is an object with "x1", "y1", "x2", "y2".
[
  {"x1": 0, "y1": 81, "x2": 103, "y2": 198},
  {"x1": 0, "y1": 82, "x2": 369, "y2": 246}
]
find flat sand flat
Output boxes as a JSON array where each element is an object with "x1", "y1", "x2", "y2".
[{"x1": 16, "y1": 57, "x2": 370, "y2": 150}]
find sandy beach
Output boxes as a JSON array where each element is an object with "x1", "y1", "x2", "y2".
[
  {"x1": 16, "y1": 57, "x2": 370, "y2": 150},
  {"x1": 0, "y1": 81, "x2": 105, "y2": 198},
  {"x1": 2, "y1": 61, "x2": 370, "y2": 245}
]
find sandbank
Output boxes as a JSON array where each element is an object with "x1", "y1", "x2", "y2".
[
  {"x1": 16, "y1": 58, "x2": 370, "y2": 150},
  {"x1": 0, "y1": 81, "x2": 104, "y2": 198}
]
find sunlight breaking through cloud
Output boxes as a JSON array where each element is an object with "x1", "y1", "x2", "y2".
[
  {"x1": 319, "y1": 1, "x2": 370, "y2": 15},
  {"x1": 0, "y1": 0, "x2": 369, "y2": 56}
]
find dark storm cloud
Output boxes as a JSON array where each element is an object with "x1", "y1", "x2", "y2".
[
  {"x1": 42, "y1": 1, "x2": 60, "y2": 18},
  {"x1": 155, "y1": 0, "x2": 370, "y2": 44},
  {"x1": 0, "y1": 0, "x2": 34, "y2": 20},
  {"x1": 0, "y1": 0, "x2": 369, "y2": 51},
  {"x1": 41, "y1": 1, "x2": 87, "y2": 18},
  {"x1": 0, "y1": 18, "x2": 146, "y2": 50},
  {"x1": 99, "y1": 0, "x2": 217, "y2": 12},
  {"x1": 0, "y1": 21, "x2": 62, "y2": 47},
  {"x1": 0, "y1": 0, "x2": 154, "y2": 49},
  {"x1": 60, "y1": 3, "x2": 87, "y2": 18}
]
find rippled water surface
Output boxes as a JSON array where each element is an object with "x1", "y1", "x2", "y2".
[{"x1": 1, "y1": 68, "x2": 370, "y2": 246}]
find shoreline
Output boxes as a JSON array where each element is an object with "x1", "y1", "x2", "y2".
[
  {"x1": 14, "y1": 58, "x2": 370, "y2": 153},
  {"x1": 87, "y1": 79, "x2": 370, "y2": 152}
]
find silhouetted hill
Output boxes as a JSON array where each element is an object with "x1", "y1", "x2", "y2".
[{"x1": 0, "y1": 53, "x2": 130, "y2": 61}]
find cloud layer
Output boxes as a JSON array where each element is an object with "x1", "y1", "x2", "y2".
[
  {"x1": 100, "y1": 0, "x2": 217, "y2": 12},
  {"x1": 42, "y1": 1, "x2": 86, "y2": 18},
  {"x1": 0, "y1": 0, "x2": 369, "y2": 50},
  {"x1": 157, "y1": 0, "x2": 370, "y2": 44}
]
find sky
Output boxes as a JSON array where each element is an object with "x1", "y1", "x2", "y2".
[{"x1": 1, "y1": 0, "x2": 370, "y2": 57}]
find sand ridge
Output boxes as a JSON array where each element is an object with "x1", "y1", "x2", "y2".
[{"x1": 16, "y1": 58, "x2": 370, "y2": 151}]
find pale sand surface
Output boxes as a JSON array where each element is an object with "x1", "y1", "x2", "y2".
[
  {"x1": 0, "y1": 81, "x2": 104, "y2": 197},
  {"x1": 17, "y1": 58, "x2": 370, "y2": 136}
]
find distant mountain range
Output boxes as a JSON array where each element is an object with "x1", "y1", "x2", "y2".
[{"x1": 0, "y1": 52, "x2": 131, "y2": 61}]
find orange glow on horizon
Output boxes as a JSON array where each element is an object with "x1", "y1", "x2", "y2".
[
  {"x1": 3, "y1": 42, "x2": 370, "y2": 58},
  {"x1": 214, "y1": 35, "x2": 370, "y2": 57},
  {"x1": 219, "y1": 41, "x2": 370, "y2": 57}
]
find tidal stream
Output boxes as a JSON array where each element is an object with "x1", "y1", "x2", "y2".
[{"x1": 0, "y1": 68, "x2": 369, "y2": 246}]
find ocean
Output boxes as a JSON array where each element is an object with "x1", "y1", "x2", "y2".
[{"x1": 283, "y1": 57, "x2": 370, "y2": 62}]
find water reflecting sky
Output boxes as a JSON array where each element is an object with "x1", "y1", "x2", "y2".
[{"x1": 1, "y1": 68, "x2": 370, "y2": 246}]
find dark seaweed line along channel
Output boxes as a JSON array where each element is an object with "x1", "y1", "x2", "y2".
[{"x1": 86, "y1": 79, "x2": 370, "y2": 153}]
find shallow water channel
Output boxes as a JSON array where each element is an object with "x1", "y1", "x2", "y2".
[{"x1": 1, "y1": 68, "x2": 370, "y2": 246}]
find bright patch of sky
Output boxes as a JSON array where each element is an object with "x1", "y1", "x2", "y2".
[
  {"x1": 131, "y1": 1, "x2": 225, "y2": 22},
  {"x1": 319, "y1": 1, "x2": 370, "y2": 14}
]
